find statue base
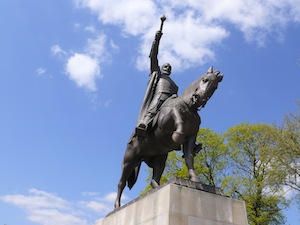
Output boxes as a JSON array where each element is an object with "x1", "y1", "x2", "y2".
[{"x1": 95, "y1": 178, "x2": 248, "y2": 225}]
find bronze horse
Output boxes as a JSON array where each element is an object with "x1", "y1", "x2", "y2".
[{"x1": 114, "y1": 66, "x2": 223, "y2": 209}]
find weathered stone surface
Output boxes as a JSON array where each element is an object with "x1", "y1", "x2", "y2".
[{"x1": 95, "y1": 179, "x2": 248, "y2": 225}]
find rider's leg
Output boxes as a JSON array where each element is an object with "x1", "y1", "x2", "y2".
[{"x1": 136, "y1": 93, "x2": 163, "y2": 136}]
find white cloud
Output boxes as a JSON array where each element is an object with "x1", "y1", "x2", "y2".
[
  {"x1": 57, "y1": 34, "x2": 107, "y2": 92},
  {"x1": 51, "y1": 37, "x2": 107, "y2": 92},
  {"x1": 82, "y1": 191, "x2": 100, "y2": 197},
  {"x1": 137, "y1": 14, "x2": 229, "y2": 71},
  {"x1": 51, "y1": 44, "x2": 67, "y2": 57},
  {"x1": 81, "y1": 201, "x2": 110, "y2": 215},
  {"x1": 1, "y1": 189, "x2": 129, "y2": 225},
  {"x1": 85, "y1": 25, "x2": 96, "y2": 33},
  {"x1": 103, "y1": 192, "x2": 118, "y2": 203},
  {"x1": 80, "y1": 191, "x2": 129, "y2": 215},
  {"x1": 36, "y1": 67, "x2": 46, "y2": 76},
  {"x1": 2, "y1": 189, "x2": 69, "y2": 210},
  {"x1": 104, "y1": 99, "x2": 112, "y2": 108},
  {"x1": 75, "y1": 0, "x2": 300, "y2": 71},
  {"x1": 74, "y1": 23, "x2": 81, "y2": 30},
  {"x1": 1, "y1": 189, "x2": 88, "y2": 225},
  {"x1": 75, "y1": 0, "x2": 157, "y2": 36},
  {"x1": 86, "y1": 35, "x2": 106, "y2": 58},
  {"x1": 109, "y1": 40, "x2": 119, "y2": 51},
  {"x1": 27, "y1": 209, "x2": 87, "y2": 225},
  {"x1": 66, "y1": 53, "x2": 101, "y2": 91}
]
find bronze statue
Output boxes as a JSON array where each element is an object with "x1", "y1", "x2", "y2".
[
  {"x1": 114, "y1": 16, "x2": 223, "y2": 209},
  {"x1": 136, "y1": 16, "x2": 178, "y2": 137}
]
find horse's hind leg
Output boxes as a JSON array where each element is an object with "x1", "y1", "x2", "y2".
[
  {"x1": 147, "y1": 154, "x2": 168, "y2": 188},
  {"x1": 114, "y1": 145, "x2": 140, "y2": 209}
]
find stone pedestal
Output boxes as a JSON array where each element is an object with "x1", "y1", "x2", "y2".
[{"x1": 95, "y1": 178, "x2": 248, "y2": 225}]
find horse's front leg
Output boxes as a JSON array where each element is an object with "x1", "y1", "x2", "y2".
[{"x1": 183, "y1": 136, "x2": 201, "y2": 183}]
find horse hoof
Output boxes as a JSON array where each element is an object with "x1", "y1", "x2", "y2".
[
  {"x1": 189, "y1": 169, "x2": 200, "y2": 183},
  {"x1": 151, "y1": 180, "x2": 159, "y2": 188},
  {"x1": 114, "y1": 202, "x2": 120, "y2": 209},
  {"x1": 190, "y1": 176, "x2": 201, "y2": 183}
]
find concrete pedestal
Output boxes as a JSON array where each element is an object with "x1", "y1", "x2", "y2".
[{"x1": 95, "y1": 178, "x2": 248, "y2": 225}]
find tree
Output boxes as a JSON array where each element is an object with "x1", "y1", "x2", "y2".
[
  {"x1": 268, "y1": 102, "x2": 300, "y2": 214},
  {"x1": 194, "y1": 128, "x2": 228, "y2": 186},
  {"x1": 273, "y1": 102, "x2": 300, "y2": 192},
  {"x1": 224, "y1": 123, "x2": 288, "y2": 225}
]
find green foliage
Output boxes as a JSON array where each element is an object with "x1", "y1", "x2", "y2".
[
  {"x1": 272, "y1": 102, "x2": 300, "y2": 192},
  {"x1": 224, "y1": 123, "x2": 288, "y2": 225},
  {"x1": 194, "y1": 128, "x2": 228, "y2": 186},
  {"x1": 162, "y1": 151, "x2": 187, "y2": 180}
]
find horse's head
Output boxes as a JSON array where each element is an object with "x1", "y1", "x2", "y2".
[
  {"x1": 182, "y1": 66, "x2": 223, "y2": 109},
  {"x1": 192, "y1": 66, "x2": 223, "y2": 108}
]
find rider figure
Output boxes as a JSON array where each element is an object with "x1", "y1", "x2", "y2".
[{"x1": 136, "y1": 30, "x2": 178, "y2": 136}]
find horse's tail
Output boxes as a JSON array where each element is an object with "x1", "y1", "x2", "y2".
[{"x1": 127, "y1": 163, "x2": 141, "y2": 190}]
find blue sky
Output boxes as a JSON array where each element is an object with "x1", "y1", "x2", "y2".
[{"x1": 0, "y1": 0, "x2": 300, "y2": 224}]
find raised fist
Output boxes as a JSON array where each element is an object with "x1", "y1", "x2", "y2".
[{"x1": 155, "y1": 30, "x2": 162, "y2": 40}]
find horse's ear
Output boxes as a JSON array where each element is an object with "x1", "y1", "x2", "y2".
[{"x1": 207, "y1": 66, "x2": 213, "y2": 73}]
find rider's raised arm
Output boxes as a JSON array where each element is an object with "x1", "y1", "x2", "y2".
[{"x1": 149, "y1": 30, "x2": 162, "y2": 73}]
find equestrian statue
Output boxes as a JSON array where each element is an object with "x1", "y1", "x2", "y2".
[{"x1": 115, "y1": 16, "x2": 223, "y2": 209}]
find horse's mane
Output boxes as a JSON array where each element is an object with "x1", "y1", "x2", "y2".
[{"x1": 180, "y1": 73, "x2": 204, "y2": 99}]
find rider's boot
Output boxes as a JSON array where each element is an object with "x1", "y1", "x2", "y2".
[{"x1": 135, "y1": 115, "x2": 152, "y2": 137}]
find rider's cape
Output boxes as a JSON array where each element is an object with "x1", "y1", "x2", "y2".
[{"x1": 136, "y1": 71, "x2": 159, "y2": 126}]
